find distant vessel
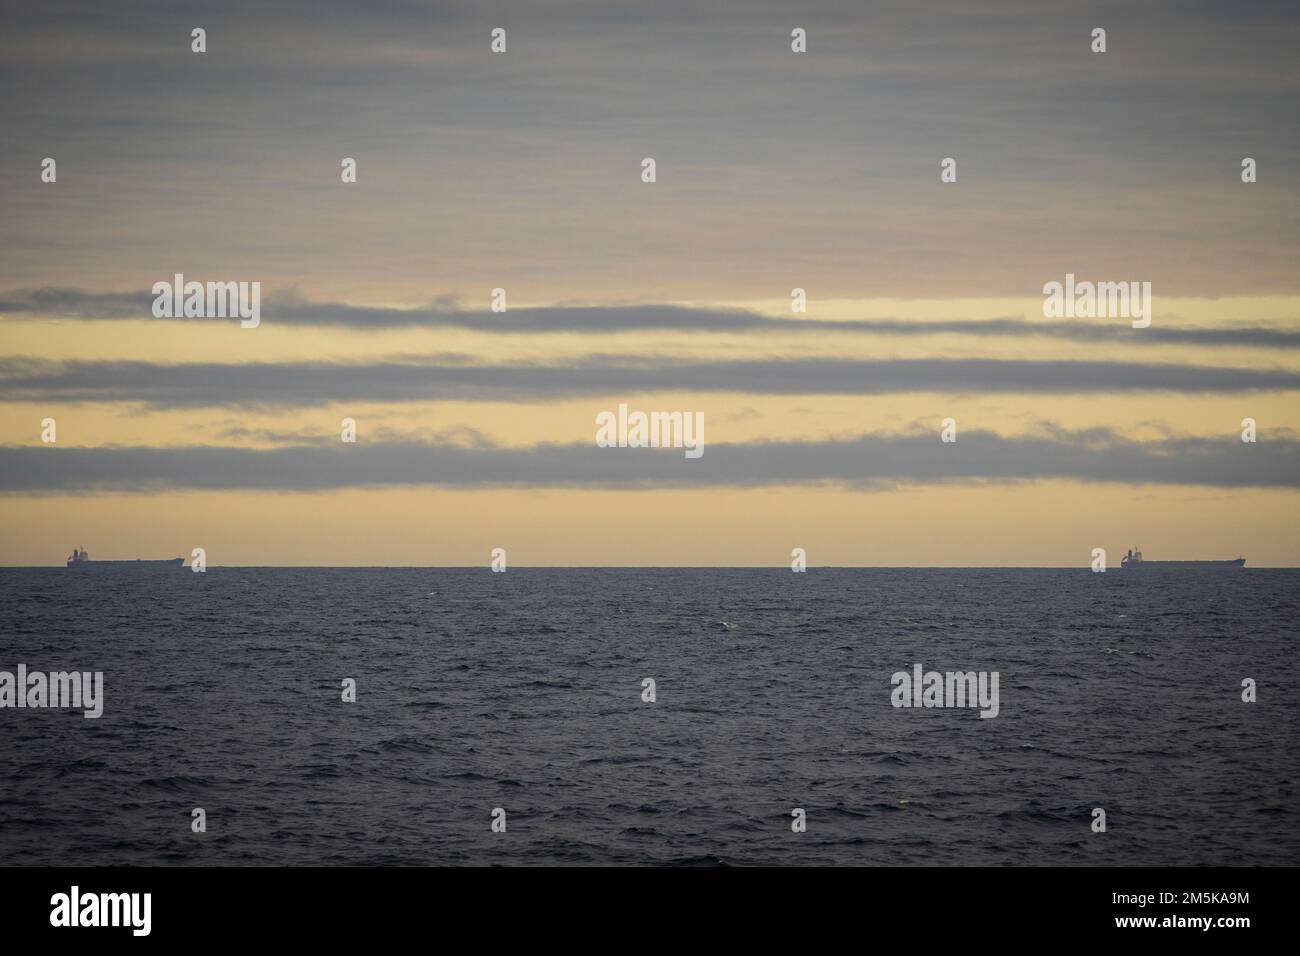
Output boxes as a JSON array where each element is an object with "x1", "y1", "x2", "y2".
[
  {"x1": 65, "y1": 547, "x2": 184, "y2": 568},
  {"x1": 1120, "y1": 548, "x2": 1245, "y2": 569}
]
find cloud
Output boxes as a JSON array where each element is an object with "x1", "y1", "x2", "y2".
[
  {"x1": 5, "y1": 288, "x2": 1300, "y2": 348},
  {"x1": 1, "y1": 428, "x2": 1293, "y2": 493},
  {"x1": 2, "y1": 2, "x2": 1296, "y2": 298},
  {"x1": 0, "y1": 288, "x2": 153, "y2": 319},
  {"x1": 2, "y1": 355, "x2": 1296, "y2": 407}
]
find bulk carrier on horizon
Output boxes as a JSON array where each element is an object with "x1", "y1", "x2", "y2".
[
  {"x1": 1120, "y1": 548, "x2": 1245, "y2": 569},
  {"x1": 65, "y1": 547, "x2": 185, "y2": 568}
]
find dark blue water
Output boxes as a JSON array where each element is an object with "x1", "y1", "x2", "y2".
[{"x1": 1, "y1": 568, "x2": 1296, "y2": 865}]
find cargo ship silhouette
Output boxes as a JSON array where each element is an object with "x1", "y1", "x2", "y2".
[
  {"x1": 1120, "y1": 548, "x2": 1245, "y2": 569},
  {"x1": 65, "y1": 547, "x2": 184, "y2": 568}
]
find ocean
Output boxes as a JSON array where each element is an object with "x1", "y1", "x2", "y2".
[{"x1": 1, "y1": 567, "x2": 1295, "y2": 866}]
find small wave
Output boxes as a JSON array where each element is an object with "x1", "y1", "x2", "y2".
[
  {"x1": 669, "y1": 854, "x2": 728, "y2": 867},
  {"x1": 378, "y1": 736, "x2": 436, "y2": 753},
  {"x1": 140, "y1": 775, "x2": 211, "y2": 793}
]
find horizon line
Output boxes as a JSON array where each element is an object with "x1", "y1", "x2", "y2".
[{"x1": 5, "y1": 564, "x2": 1288, "y2": 570}]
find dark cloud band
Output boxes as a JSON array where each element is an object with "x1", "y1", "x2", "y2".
[
  {"x1": 1, "y1": 430, "x2": 1293, "y2": 493},
  {"x1": 3, "y1": 289, "x2": 1300, "y2": 348},
  {"x1": 2, "y1": 355, "x2": 1296, "y2": 407}
]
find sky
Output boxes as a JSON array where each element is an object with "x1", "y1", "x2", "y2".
[{"x1": 1, "y1": 0, "x2": 1298, "y2": 566}]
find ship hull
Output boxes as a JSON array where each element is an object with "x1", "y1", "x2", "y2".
[
  {"x1": 1120, "y1": 559, "x2": 1245, "y2": 569},
  {"x1": 65, "y1": 558, "x2": 185, "y2": 568}
]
